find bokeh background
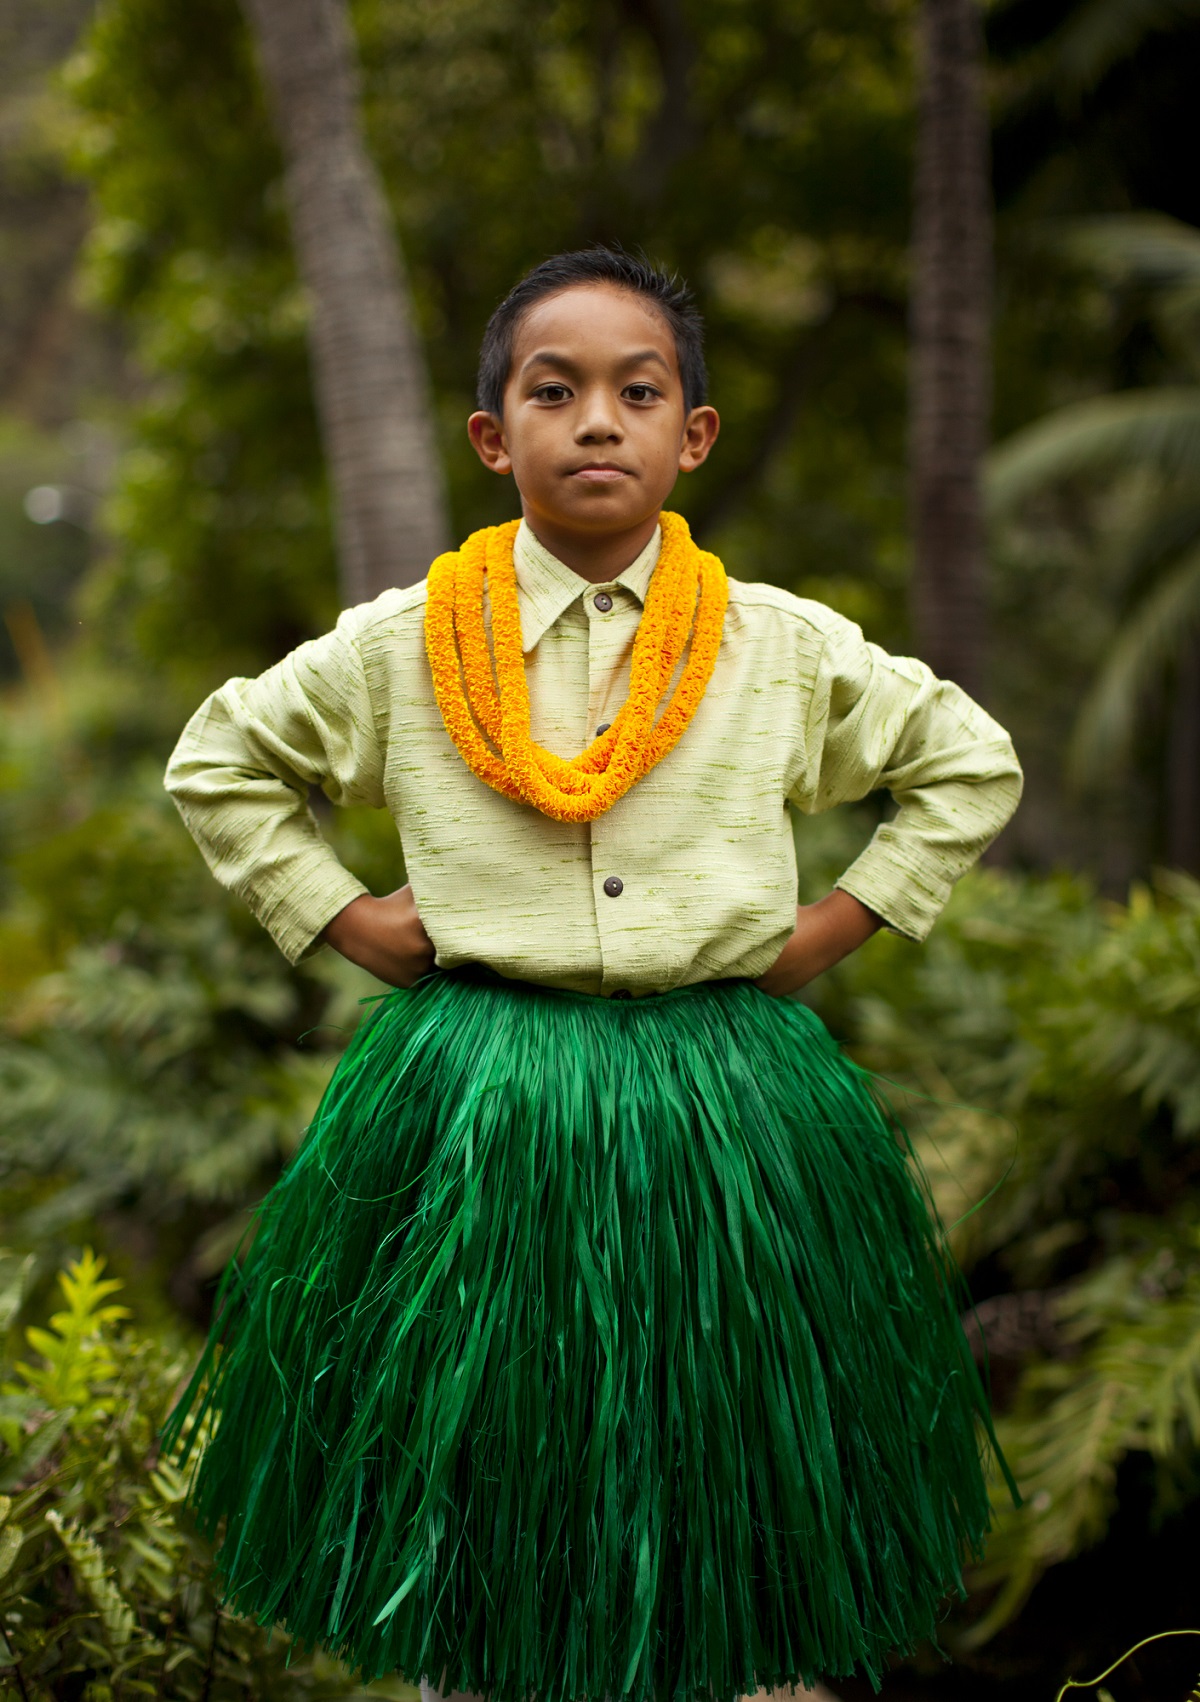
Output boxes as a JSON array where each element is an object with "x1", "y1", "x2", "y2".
[{"x1": 3, "y1": 0, "x2": 1200, "y2": 1696}]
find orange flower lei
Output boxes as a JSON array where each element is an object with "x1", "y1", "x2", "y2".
[{"x1": 423, "y1": 509, "x2": 728, "y2": 823}]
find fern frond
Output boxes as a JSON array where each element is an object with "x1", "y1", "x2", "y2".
[
  {"x1": 0, "y1": 1407, "x2": 72, "y2": 1494},
  {"x1": 0, "y1": 1246, "x2": 420, "y2": 1693},
  {"x1": 1065, "y1": 212, "x2": 1200, "y2": 289},
  {"x1": 988, "y1": 388, "x2": 1200, "y2": 512},
  {"x1": 970, "y1": 1263, "x2": 1200, "y2": 1642},
  {"x1": 1068, "y1": 540, "x2": 1200, "y2": 780},
  {"x1": 45, "y1": 1508, "x2": 138, "y2": 1653},
  {"x1": 1045, "y1": 0, "x2": 1200, "y2": 96},
  {"x1": 0, "y1": 1253, "x2": 35, "y2": 1338}
]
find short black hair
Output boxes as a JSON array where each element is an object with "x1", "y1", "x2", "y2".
[{"x1": 476, "y1": 246, "x2": 707, "y2": 417}]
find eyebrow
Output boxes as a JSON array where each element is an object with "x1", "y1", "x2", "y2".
[{"x1": 519, "y1": 348, "x2": 673, "y2": 377}]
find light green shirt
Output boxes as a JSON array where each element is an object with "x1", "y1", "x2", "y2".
[{"x1": 165, "y1": 520, "x2": 1022, "y2": 996}]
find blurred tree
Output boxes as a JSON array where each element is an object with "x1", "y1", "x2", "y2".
[
  {"x1": 909, "y1": 0, "x2": 992, "y2": 697},
  {"x1": 989, "y1": 214, "x2": 1200, "y2": 871},
  {"x1": 66, "y1": 0, "x2": 918, "y2": 699},
  {"x1": 240, "y1": 0, "x2": 449, "y2": 602},
  {"x1": 0, "y1": 0, "x2": 100, "y2": 427},
  {"x1": 0, "y1": 0, "x2": 133, "y2": 689},
  {"x1": 977, "y1": 0, "x2": 1200, "y2": 881},
  {"x1": 989, "y1": 0, "x2": 1200, "y2": 228},
  {"x1": 64, "y1": 0, "x2": 340, "y2": 694},
  {"x1": 4, "y1": 5, "x2": 1200, "y2": 1694}
]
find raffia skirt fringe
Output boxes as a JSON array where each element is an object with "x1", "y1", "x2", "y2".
[{"x1": 162, "y1": 968, "x2": 1001, "y2": 1700}]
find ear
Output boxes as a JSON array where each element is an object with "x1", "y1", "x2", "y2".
[
  {"x1": 468, "y1": 411, "x2": 513, "y2": 475},
  {"x1": 678, "y1": 406, "x2": 720, "y2": 473}
]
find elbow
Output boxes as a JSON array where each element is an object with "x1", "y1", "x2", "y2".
[
  {"x1": 1000, "y1": 738, "x2": 1025, "y2": 822},
  {"x1": 979, "y1": 748, "x2": 1025, "y2": 850},
  {"x1": 162, "y1": 749, "x2": 214, "y2": 816}
]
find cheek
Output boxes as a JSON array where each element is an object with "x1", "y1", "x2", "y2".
[
  {"x1": 511, "y1": 416, "x2": 566, "y2": 469},
  {"x1": 506, "y1": 445, "x2": 559, "y2": 498},
  {"x1": 641, "y1": 426, "x2": 684, "y2": 470}
]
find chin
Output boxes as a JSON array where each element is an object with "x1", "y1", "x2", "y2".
[{"x1": 554, "y1": 496, "x2": 639, "y2": 523}]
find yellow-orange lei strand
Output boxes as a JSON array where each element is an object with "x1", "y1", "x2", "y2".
[{"x1": 423, "y1": 509, "x2": 728, "y2": 823}]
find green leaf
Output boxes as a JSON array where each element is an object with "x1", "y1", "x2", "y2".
[
  {"x1": 0, "y1": 1254, "x2": 34, "y2": 1337},
  {"x1": 46, "y1": 1508, "x2": 137, "y2": 1653},
  {"x1": 1068, "y1": 540, "x2": 1200, "y2": 779},
  {"x1": 0, "y1": 1409, "x2": 72, "y2": 1492},
  {"x1": 1065, "y1": 212, "x2": 1200, "y2": 289},
  {"x1": 988, "y1": 388, "x2": 1200, "y2": 512},
  {"x1": 968, "y1": 1254, "x2": 1200, "y2": 1642},
  {"x1": 0, "y1": 1523, "x2": 22, "y2": 1579},
  {"x1": 1043, "y1": 0, "x2": 1200, "y2": 95}
]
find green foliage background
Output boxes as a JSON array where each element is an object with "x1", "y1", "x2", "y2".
[
  {"x1": 0, "y1": 1245, "x2": 419, "y2": 1698},
  {"x1": 3, "y1": 0, "x2": 1200, "y2": 1696}
]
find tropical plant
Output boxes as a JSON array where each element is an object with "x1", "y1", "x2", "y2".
[
  {"x1": 62, "y1": 0, "x2": 923, "y2": 698},
  {"x1": 809, "y1": 865, "x2": 1200, "y2": 1666},
  {"x1": 0, "y1": 1245, "x2": 417, "y2": 1699},
  {"x1": 991, "y1": 0, "x2": 1200, "y2": 109},
  {"x1": 988, "y1": 212, "x2": 1200, "y2": 869},
  {"x1": 0, "y1": 673, "x2": 394, "y2": 1305}
]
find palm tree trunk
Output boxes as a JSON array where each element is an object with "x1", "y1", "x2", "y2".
[
  {"x1": 909, "y1": 0, "x2": 992, "y2": 698},
  {"x1": 240, "y1": 0, "x2": 449, "y2": 605}
]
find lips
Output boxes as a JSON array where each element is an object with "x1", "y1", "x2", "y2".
[{"x1": 569, "y1": 465, "x2": 630, "y2": 483}]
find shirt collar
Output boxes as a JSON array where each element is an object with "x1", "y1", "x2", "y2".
[{"x1": 513, "y1": 518, "x2": 662, "y2": 653}]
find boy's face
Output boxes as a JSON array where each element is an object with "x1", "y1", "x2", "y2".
[{"x1": 467, "y1": 284, "x2": 719, "y2": 543}]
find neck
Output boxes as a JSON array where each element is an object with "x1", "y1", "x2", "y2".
[{"x1": 521, "y1": 510, "x2": 660, "y2": 584}]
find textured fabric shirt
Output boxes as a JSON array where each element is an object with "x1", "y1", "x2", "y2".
[{"x1": 164, "y1": 520, "x2": 1023, "y2": 997}]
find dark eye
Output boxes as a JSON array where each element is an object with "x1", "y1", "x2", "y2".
[
  {"x1": 624, "y1": 383, "x2": 660, "y2": 403},
  {"x1": 533, "y1": 383, "x2": 571, "y2": 402}
]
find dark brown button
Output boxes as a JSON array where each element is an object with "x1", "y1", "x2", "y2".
[
  {"x1": 603, "y1": 875, "x2": 624, "y2": 897},
  {"x1": 611, "y1": 988, "x2": 632, "y2": 999},
  {"x1": 593, "y1": 591, "x2": 614, "y2": 612},
  {"x1": 596, "y1": 722, "x2": 611, "y2": 736}
]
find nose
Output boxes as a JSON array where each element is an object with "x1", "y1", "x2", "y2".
[{"x1": 574, "y1": 386, "x2": 623, "y2": 445}]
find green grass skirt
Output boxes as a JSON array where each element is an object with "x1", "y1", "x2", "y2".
[{"x1": 162, "y1": 968, "x2": 1001, "y2": 1699}]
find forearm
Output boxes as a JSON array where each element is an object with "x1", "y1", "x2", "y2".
[
  {"x1": 797, "y1": 620, "x2": 1023, "y2": 942},
  {"x1": 321, "y1": 887, "x2": 436, "y2": 988},
  {"x1": 167, "y1": 745, "x2": 368, "y2": 965},
  {"x1": 165, "y1": 635, "x2": 384, "y2": 964},
  {"x1": 754, "y1": 889, "x2": 882, "y2": 998},
  {"x1": 834, "y1": 762, "x2": 1022, "y2": 942}
]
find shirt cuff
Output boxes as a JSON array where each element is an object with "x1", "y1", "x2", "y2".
[
  {"x1": 242, "y1": 859, "x2": 370, "y2": 966},
  {"x1": 834, "y1": 828, "x2": 955, "y2": 943}
]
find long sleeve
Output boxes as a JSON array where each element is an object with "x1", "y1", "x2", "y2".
[
  {"x1": 164, "y1": 607, "x2": 387, "y2": 964},
  {"x1": 789, "y1": 610, "x2": 1023, "y2": 941}
]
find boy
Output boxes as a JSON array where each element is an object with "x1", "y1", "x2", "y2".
[{"x1": 164, "y1": 249, "x2": 1022, "y2": 1701}]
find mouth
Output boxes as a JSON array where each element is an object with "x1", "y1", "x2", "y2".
[{"x1": 568, "y1": 464, "x2": 631, "y2": 484}]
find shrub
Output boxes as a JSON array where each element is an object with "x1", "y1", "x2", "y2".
[{"x1": 0, "y1": 1246, "x2": 416, "y2": 1700}]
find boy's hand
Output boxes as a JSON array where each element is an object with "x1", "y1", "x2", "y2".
[
  {"x1": 754, "y1": 890, "x2": 882, "y2": 998},
  {"x1": 320, "y1": 885, "x2": 436, "y2": 988}
]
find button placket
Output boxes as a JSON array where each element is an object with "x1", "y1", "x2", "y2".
[
  {"x1": 584, "y1": 585, "x2": 635, "y2": 751},
  {"x1": 586, "y1": 582, "x2": 640, "y2": 995}
]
